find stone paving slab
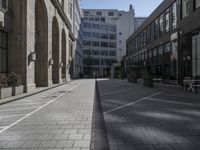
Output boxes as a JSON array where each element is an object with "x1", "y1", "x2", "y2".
[
  {"x1": 97, "y1": 79, "x2": 200, "y2": 150},
  {"x1": 0, "y1": 79, "x2": 96, "y2": 149}
]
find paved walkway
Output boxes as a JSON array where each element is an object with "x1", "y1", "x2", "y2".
[
  {"x1": 0, "y1": 79, "x2": 95, "y2": 150},
  {"x1": 97, "y1": 79, "x2": 200, "y2": 150}
]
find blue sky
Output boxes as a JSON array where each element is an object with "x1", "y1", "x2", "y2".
[{"x1": 81, "y1": 0, "x2": 163, "y2": 17}]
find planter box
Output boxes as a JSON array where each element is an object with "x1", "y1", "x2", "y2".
[
  {"x1": 12, "y1": 85, "x2": 24, "y2": 96},
  {"x1": 0, "y1": 87, "x2": 12, "y2": 99}
]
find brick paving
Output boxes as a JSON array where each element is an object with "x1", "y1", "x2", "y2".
[
  {"x1": 0, "y1": 79, "x2": 95, "y2": 150},
  {"x1": 97, "y1": 79, "x2": 200, "y2": 150}
]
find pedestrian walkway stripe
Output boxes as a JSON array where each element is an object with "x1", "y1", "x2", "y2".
[
  {"x1": 0, "y1": 126, "x2": 7, "y2": 130},
  {"x1": 104, "y1": 92, "x2": 162, "y2": 114},
  {"x1": 101, "y1": 86, "x2": 142, "y2": 96},
  {"x1": 0, "y1": 102, "x2": 46, "y2": 107},
  {"x1": 0, "y1": 81, "x2": 83, "y2": 135}
]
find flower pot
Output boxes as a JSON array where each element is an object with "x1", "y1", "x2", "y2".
[
  {"x1": 12, "y1": 85, "x2": 24, "y2": 96},
  {"x1": 0, "y1": 87, "x2": 12, "y2": 99},
  {"x1": 143, "y1": 80, "x2": 154, "y2": 87}
]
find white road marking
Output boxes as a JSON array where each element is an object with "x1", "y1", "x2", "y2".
[
  {"x1": 104, "y1": 92, "x2": 162, "y2": 114},
  {"x1": 0, "y1": 114, "x2": 26, "y2": 119},
  {"x1": 147, "y1": 97, "x2": 200, "y2": 107},
  {"x1": 101, "y1": 86, "x2": 142, "y2": 96},
  {"x1": 0, "y1": 107, "x2": 38, "y2": 112},
  {"x1": 0, "y1": 81, "x2": 83, "y2": 134}
]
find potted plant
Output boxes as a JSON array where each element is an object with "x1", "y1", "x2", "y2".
[
  {"x1": 7, "y1": 72, "x2": 24, "y2": 96},
  {"x1": 143, "y1": 72, "x2": 154, "y2": 87},
  {"x1": 0, "y1": 74, "x2": 12, "y2": 99}
]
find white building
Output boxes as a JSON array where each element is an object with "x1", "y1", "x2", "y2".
[{"x1": 82, "y1": 5, "x2": 146, "y2": 77}]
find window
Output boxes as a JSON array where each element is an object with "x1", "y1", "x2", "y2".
[
  {"x1": 0, "y1": 30, "x2": 7, "y2": 73},
  {"x1": 165, "y1": 9, "x2": 170, "y2": 33},
  {"x1": 101, "y1": 50, "x2": 108, "y2": 56},
  {"x1": 92, "y1": 50, "x2": 100, "y2": 56},
  {"x1": 108, "y1": 12, "x2": 114, "y2": 16},
  {"x1": 83, "y1": 40, "x2": 91, "y2": 46},
  {"x1": 182, "y1": 0, "x2": 190, "y2": 18},
  {"x1": 172, "y1": 2, "x2": 177, "y2": 30},
  {"x1": 154, "y1": 19, "x2": 159, "y2": 40},
  {"x1": 159, "y1": 14, "x2": 164, "y2": 36},
  {"x1": 119, "y1": 32, "x2": 122, "y2": 35},
  {"x1": 69, "y1": 2, "x2": 73, "y2": 19},
  {"x1": 109, "y1": 26, "x2": 117, "y2": 32},
  {"x1": 95, "y1": 18, "x2": 100, "y2": 21},
  {"x1": 195, "y1": 0, "x2": 200, "y2": 9},
  {"x1": 101, "y1": 33, "x2": 108, "y2": 39},
  {"x1": 101, "y1": 17, "x2": 105, "y2": 22},
  {"x1": 61, "y1": 0, "x2": 64, "y2": 9},
  {"x1": 101, "y1": 42, "x2": 108, "y2": 47},
  {"x1": 101, "y1": 25, "x2": 108, "y2": 31},
  {"x1": 83, "y1": 23, "x2": 91, "y2": 29},
  {"x1": 92, "y1": 32, "x2": 100, "y2": 38},
  {"x1": 109, "y1": 51, "x2": 116, "y2": 56},
  {"x1": 92, "y1": 41, "x2": 100, "y2": 47},
  {"x1": 109, "y1": 42, "x2": 116, "y2": 48},
  {"x1": 109, "y1": 34, "x2": 116, "y2": 40},
  {"x1": 89, "y1": 18, "x2": 94, "y2": 21},
  {"x1": 96, "y1": 12, "x2": 102, "y2": 16},
  {"x1": 83, "y1": 32, "x2": 91, "y2": 37},
  {"x1": 0, "y1": 0, "x2": 7, "y2": 10},
  {"x1": 83, "y1": 49, "x2": 91, "y2": 55},
  {"x1": 92, "y1": 24, "x2": 100, "y2": 29}
]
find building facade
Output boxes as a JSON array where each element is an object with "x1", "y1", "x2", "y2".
[
  {"x1": 0, "y1": 0, "x2": 75, "y2": 92},
  {"x1": 126, "y1": 0, "x2": 200, "y2": 83},
  {"x1": 72, "y1": 0, "x2": 83, "y2": 78},
  {"x1": 82, "y1": 6, "x2": 145, "y2": 77}
]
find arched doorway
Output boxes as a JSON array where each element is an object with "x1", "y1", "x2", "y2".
[
  {"x1": 62, "y1": 29, "x2": 67, "y2": 81},
  {"x1": 35, "y1": 0, "x2": 48, "y2": 87},
  {"x1": 52, "y1": 17, "x2": 60, "y2": 84}
]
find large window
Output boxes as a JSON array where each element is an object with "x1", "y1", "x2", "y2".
[
  {"x1": 165, "y1": 9, "x2": 170, "y2": 33},
  {"x1": 172, "y1": 2, "x2": 177, "y2": 30},
  {"x1": 159, "y1": 14, "x2": 164, "y2": 36},
  {"x1": 0, "y1": 30, "x2": 7, "y2": 73},
  {"x1": 195, "y1": 0, "x2": 200, "y2": 9},
  {"x1": 0, "y1": 0, "x2": 7, "y2": 10},
  {"x1": 192, "y1": 34, "x2": 200, "y2": 77},
  {"x1": 182, "y1": 0, "x2": 190, "y2": 18}
]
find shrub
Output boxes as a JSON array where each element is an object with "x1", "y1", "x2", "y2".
[
  {"x1": 143, "y1": 72, "x2": 153, "y2": 87},
  {"x1": 0, "y1": 73, "x2": 8, "y2": 88},
  {"x1": 7, "y1": 72, "x2": 22, "y2": 87}
]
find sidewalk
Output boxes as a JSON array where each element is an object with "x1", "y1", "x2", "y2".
[{"x1": 0, "y1": 79, "x2": 96, "y2": 150}]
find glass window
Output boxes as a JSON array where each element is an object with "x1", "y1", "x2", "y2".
[
  {"x1": 92, "y1": 32, "x2": 100, "y2": 38},
  {"x1": 83, "y1": 32, "x2": 91, "y2": 37},
  {"x1": 165, "y1": 9, "x2": 170, "y2": 33},
  {"x1": 0, "y1": 0, "x2": 8, "y2": 9},
  {"x1": 101, "y1": 42, "x2": 108, "y2": 47},
  {"x1": 92, "y1": 41, "x2": 100, "y2": 47},
  {"x1": 182, "y1": 0, "x2": 190, "y2": 18},
  {"x1": 108, "y1": 12, "x2": 114, "y2": 16},
  {"x1": 154, "y1": 19, "x2": 159, "y2": 40},
  {"x1": 101, "y1": 50, "x2": 108, "y2": 56},
  {"x1": 109, "y1": 42, "x2": 116, "y2": 48},
  {"x1": 109, "y1": 26, "x2": 117, "y2": 32},
  {"x1": 109, "y1": 51, "x2": 116, "y2": 56},
  {"x1": 195, "y1": 0, "x2": 200, "y2": 9},
  {"x1": 101, "y1": 17, "x2": 105, "y2": 22},
  {"x1": 109, "y1": 34, "x2": 116, "y2": 40},
  {"x1": 92, "y1": 50, "x2": 100, "y2": 56},
  {"x1": 96, "y1": 12, "x2": 102, "y2": 16},
  {"x1": 101, "y1": 25, "x2": 108, "y2": 31},
  {"x1": 83, "y1": 40, "x2": 91, "y2": 46},
  {"x1": 83, "y1": 23, "x2": 91, "y2": 29},
  {"x1": 192, "y1": 34, "x2": 200, "y2": 76},
  {"x1": 0, "y1": 31, "x2": 7, "y2": 73},
  {"x1": 101, "y1": 33, "x2": 108, "y2": 39},
  {"x1": 172, "y1": 2, "x2": 177, "y2": 30},
  {"x1": 159, "y1": 14, "x2": 164, "y2": 36},
  {"x1": 92, "y1": 24, "x2": 100, "y2": 29}
]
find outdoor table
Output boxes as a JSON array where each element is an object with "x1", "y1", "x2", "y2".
[{"x1": 183, "y1": 79, "x2": 200, "y2": 93}]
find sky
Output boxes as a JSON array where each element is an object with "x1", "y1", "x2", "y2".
[{"x1": 81, "y1": 0, "x2": 163, "y2": 17}]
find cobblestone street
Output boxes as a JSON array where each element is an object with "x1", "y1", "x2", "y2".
[{"x1": 97, "y1": 79, "x2": 200, "y2": 150}]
